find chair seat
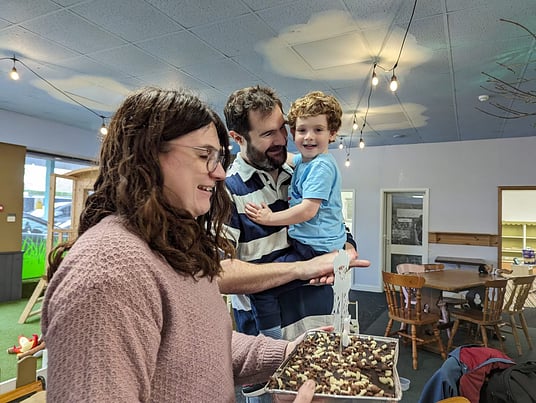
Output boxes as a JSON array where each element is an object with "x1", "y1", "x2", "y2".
[
  {"x1": 449, "y1": 308, "x2": 503, "y2": 325},
  {"x1": 389, "y1": 310, "x2": 441, "y2": 326}
]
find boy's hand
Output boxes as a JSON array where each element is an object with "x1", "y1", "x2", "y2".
[{"x1": 245, "y1": 202, "x2": 273, "y2": 224}]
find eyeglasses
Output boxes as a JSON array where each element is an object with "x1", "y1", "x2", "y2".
[{"x1": 169, "y1": 144, "x2": 226, "y2": 173}]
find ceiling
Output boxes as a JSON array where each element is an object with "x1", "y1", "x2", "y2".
[{"x1": 1, "y1": 0, "x2": 535, "y2": 151}]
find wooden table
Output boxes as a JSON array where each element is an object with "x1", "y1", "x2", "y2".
[
  {"x1": 420, "y1": 269, "x2": 491, "y2": 292},
  {"x1": 418, "y1": 270, "x2": 495, "y2": 338}
]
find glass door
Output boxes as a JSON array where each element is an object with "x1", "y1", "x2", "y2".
[{"x1": 383, "y1": 190, "x2": 429, "y2": 273}]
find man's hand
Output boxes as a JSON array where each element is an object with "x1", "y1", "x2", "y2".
[{"x1": 295, "y1": 251, "x2": 370, "y2": 285}]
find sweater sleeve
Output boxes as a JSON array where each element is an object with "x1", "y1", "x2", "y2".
[{"x1": 231, "y1": 331, "x2": 288, "y2": 385}]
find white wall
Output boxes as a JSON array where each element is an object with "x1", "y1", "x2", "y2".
[
  {"x1": 332, "y1": 136, "x2": 536, "y2": 292},
  {"x1": 0, "y1": 110, "x2": 98, "y2": 160}
]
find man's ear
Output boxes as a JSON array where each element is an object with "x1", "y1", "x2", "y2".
[{"x1": 229, "y1": 130, "x2": 243, "y2": 145}]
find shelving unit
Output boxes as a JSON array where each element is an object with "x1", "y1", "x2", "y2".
[{"x1": 501, "y1": 221, "x2": 536, "y2": 268}]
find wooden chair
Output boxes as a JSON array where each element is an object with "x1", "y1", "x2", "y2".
[
  {"x1": 501, "y1": 275, "x2": 535, "y2": 355},
  {"x1": 382, "y1": 271, "x2": 447, "y2": 370},
  {"x1": 447, "y1": 279, "x2": 508, "y2": 352}
]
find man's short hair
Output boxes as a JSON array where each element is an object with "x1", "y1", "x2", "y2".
[
  {"x1": 287, "y1": 91, "x2": 342, "y2": 132},
  {"x1": 224, "y1": 85, "x2": 283, "y2": 141}
]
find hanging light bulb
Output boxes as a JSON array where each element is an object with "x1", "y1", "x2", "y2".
[
  {"x1": 371, "y1": 71, "x2": 378, "y2": 87},
  {"x1": 352, "y1": 116, "x2": 358, "y2": 131},
  {"x1": 338, "y1": 138, "x2": 344, "y2": 150},
  {"x1": 9, "y1": 57, "x2": 19, "y2": 80},
  {"x1": 99, "y1": 117, "x2": 108, "y2": 135},
  {"x1": 359, "y1": 137, "x2": 365, "y2": 149},
  {"x1": 10, "y1": 66, "x2": 19, "y2": 80},
  {"x1": 390, "y1": 73, "x2": 398, "y2": 92},
  {"x1": 344, "y1": 157, "x2": 351, "y2": 167}
]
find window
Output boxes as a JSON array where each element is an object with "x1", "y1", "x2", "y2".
[{"x1": 22, "y1": 153, "x2": 92, "y2": 279}]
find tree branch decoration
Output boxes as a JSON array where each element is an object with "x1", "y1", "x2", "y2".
[{"x1": 476, "y1": 19, "x2": 536, "y2": 124}]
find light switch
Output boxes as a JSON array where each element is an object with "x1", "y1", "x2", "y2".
[{"x1": 7, "y1": 214, "x2": 16, "y2": 222}]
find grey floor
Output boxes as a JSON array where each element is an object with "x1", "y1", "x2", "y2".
[{"x1": 235, "y1": 307, "x2": 536, "y2": 402}]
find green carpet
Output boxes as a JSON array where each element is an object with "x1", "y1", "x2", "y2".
[{"x1": 0, "y1": 298, "x2": 43, "y2": 382}]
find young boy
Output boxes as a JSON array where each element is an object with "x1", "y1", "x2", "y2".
[{"x1": 245, "y1": 91, "x2": 347, "y2": 338}]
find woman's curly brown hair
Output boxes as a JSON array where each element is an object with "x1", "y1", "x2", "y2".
[{"x1": 48, "y1": 87, "x2": 235, "y2": 281}]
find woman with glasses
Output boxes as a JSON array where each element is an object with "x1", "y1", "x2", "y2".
[{"x1": 42, "y1": 87, "x2": 323, "y2": 402}]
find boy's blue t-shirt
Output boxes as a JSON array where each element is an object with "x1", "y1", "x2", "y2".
[{"x1": 289, "y1": 153, "x2": 346, "y2": 253}]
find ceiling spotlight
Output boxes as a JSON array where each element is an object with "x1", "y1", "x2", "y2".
[
  {"x1": 344, "y1": 157, "x2": 351, "y2": 167},
  {"x1": 359, "y1": 138, "x2": 365, "y2": 149},
  {"x1": 390, "y1": 74, "x2": 398, "y2": 92}
]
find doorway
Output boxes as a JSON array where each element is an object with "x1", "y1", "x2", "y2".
[{"x1": 381, "y1": 189, "x2": 429, "y2": 273}]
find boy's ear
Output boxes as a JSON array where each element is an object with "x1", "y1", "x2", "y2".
[
  {"x1": 329, "y1": 130, "x2": 338, "y2": 143},
  {"x1": 229, "y1": 130, "x2": 243, "y2": 145}
]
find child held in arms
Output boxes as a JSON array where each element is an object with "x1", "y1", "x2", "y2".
[{"x1": 245, "y1": 91, "x2": 347, "y2": 339}]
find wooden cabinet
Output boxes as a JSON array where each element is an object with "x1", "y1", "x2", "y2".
[{"x1": 501, "y1": 221, "x2": 536, "y2": 268}]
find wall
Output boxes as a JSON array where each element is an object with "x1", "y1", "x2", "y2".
[
  {"x1": 0, "y1": 142, "x2": 25, "y2": 251},
  {"x1": 0, "y1": 110, "x2": 98, "y2": 161},
  {"x1": 332, "y1": 136, "x2": 536, "y2": 292}
]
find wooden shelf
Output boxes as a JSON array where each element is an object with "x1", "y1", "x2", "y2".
[{"x1": 429, "y1": 232, "x2": 498, "y2": 247}]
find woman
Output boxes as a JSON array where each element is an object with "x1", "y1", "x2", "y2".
[{"x1": 42, "y1": 87, "x2": 318, "y2": 402}]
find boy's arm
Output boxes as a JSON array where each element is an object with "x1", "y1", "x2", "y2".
[
  {"x1": 286, "y1": 152, "x2": 296, "y2": 168},
  {"x1": 245, "y1": 198, "x2": 321, "y2": 226}
]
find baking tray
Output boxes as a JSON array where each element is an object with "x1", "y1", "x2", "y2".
[{"x1": 266, "y1": 332, "x2": 402, "y2": 402}]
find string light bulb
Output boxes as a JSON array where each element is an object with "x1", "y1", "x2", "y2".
[
  {"x1": 338, "y1": 138, "x2": 344, "y2": 150},
  {"x1": 10, "y1": 66, "x2": 19, "y2": 80},
  {"x1": 99, "y1": 117, "x2": 108, "y2": 135},
  {"x1": 9, "y1": 57, "x2": 19, "y2": 80},
  {"x1": 390, "y1": 73, "x2": 398, "y2": 92},
  {"x1": 359, "y1": 137, "x2": 365, "y2": 149},
  {"x1": 352, "y1": 115, "x2": 358, "y2": 131},
  {"x1": 344, "y1": 156, "x2": 351, "y2": 167},
  {"x1": 371, "y1": 64, "x2": 379, "y2": 87}
]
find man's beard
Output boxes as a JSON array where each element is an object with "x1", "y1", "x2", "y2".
[{"x1": 245, "y1": 142, "x2": 287, "y2": 172}]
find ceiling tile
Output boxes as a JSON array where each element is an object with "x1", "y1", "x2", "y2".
[
  {"x1": 69, "y1": 0, "x2": 182, "y2": 42},
  {"x1": 20, "y1": 10, "x2": 126, "y2": 54},
  {"x1": 1, "y1": 0, "x2": 61, "y2": 24},
  {"x1": 191, "y1": 14, "x2": 275, "y2": 57},
  {"x1": 0, "y1": 26, "x2": 80, "y2": 62},
  {"x1": 181, "y1": 58, "x2": 260, "y2": 93},
  {"x1": 145, "y1": 0, "x2": 250, "y2": 29},
  {"x1": 136, "y1": 30, "x2": 225, "y2": 69}
]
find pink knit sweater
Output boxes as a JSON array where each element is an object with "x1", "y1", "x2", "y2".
[{"x1": 42, "y1": 216, "x2": 288, "y2": 402}]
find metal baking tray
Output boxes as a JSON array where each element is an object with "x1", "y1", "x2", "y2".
[{"x1": 265, "y1": 332, "x2": 402, "y2": 402}]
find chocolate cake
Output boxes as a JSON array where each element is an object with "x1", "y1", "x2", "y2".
[{"x1": 268, "y1": 332, "x2": 399, "y2": 399}]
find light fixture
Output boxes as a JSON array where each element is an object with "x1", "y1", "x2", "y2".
[
  {"x1": 390, "y1": 72, "x2": 398, "y2": 92},
  {"x1": 359, "y1": 137, "x2": 365, "y2": 149},
  {"x1": 371, "y1": 64, "x2": 379, "y2": 87},
  {"x1": 228, "y1": 144, "x2": 233, "y2": 150},
  {"x1": 9, "y1": 57, "x2": 19, "y2": 80},
  {"x1": 352, "y1": 115, "x2": 358, "y2": 131},
  {"x1": 338, "y1": 137, "x2": 344, "y2": 150},
  {"x1": 99, "y1": 117, "x2": 108, "y2": 135},
  {"x1": 344, "y1": 157, "x2": 350, "y2": 167}
]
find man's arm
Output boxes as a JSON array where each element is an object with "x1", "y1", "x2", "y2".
[{"x1": 218, "y1": 252, "x2": 370, "y2": 294}]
